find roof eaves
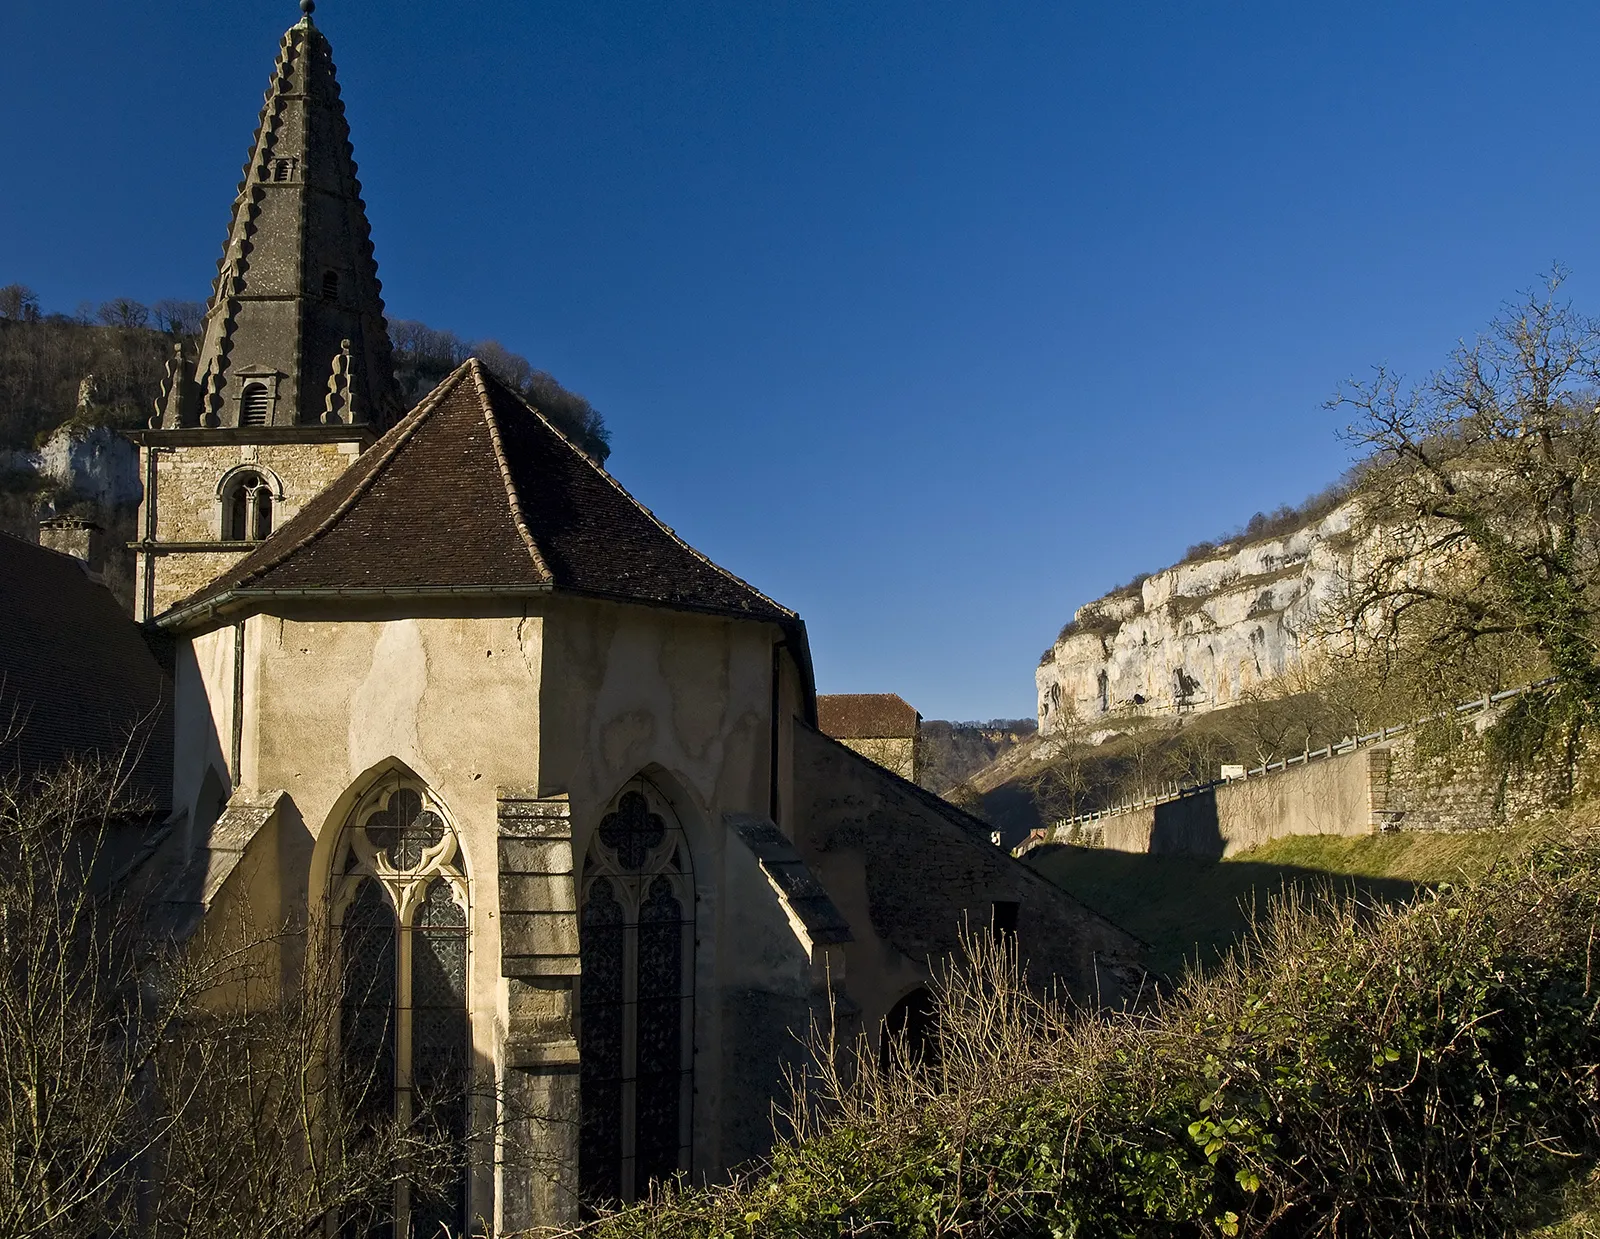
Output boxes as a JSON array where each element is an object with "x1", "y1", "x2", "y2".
[{"x1": 156, "y1": 580, "x2": 795, "y2": 634}]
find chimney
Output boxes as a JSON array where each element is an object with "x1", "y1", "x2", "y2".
[{"x1": 38, "y1": 516, "x2": 101, "y2": 571}]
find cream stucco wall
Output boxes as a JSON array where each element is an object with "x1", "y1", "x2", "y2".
[{"x1": 171, "y1": 594, "x2": 829, "y2": 1223}]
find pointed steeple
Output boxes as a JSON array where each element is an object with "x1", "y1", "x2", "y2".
[{"x1": 162, "y1": 3, "x2": 403, "y2": 430}]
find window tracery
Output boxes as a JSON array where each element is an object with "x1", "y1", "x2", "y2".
[
  {"x1": 578, "y1": 781, "x2": 694, "y2": 1208},
  {"x1": 222, "y1": 469, "x2": 274, "y2": 541},
  {"x1": 332, "y1": 780, "x2": 469, "y2": 1238}
]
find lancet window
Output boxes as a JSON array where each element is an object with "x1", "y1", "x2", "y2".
[
  {"x1": 222, "y1": 470, "x2": 274, "y2": 541},
  {"x1": 578, "y1": 780, "x2": 695, "y2": 1207},
  {"x1": 332, "y1": 780, "x2": 470, "y2": 1238}
]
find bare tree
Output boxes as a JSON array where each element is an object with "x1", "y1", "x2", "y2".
[
  {"x1": 150, "y1": 299, "x2": 205, "y2": 336},
  {"x1": 96, "y1": 298, "x2": 150, "y2": 330},
  {"x1": 1330, "y1": 270, "x2": 1600, "y2": 742},
  {"x1": 0, "y1": 760, "x2": 463, "y2": 1239},
  {"x1": 0, "y1": 286, "x2": 39, "y2": 323}
]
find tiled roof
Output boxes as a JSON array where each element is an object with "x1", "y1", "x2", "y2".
[
  {"x1": 0, "y1": 534, "x2": 172, "y2": 806},
  {"x1": 166, "y1": 360, "x2": 793, "y2": 624},
  {"x1": 817, "y1": 693, "x2": 921, "y2": 739}
]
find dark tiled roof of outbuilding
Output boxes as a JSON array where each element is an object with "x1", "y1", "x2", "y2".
[
  {"x1": 167, "y1": 360, "x2": 793, "y2": 624},
  {"x1": 817, "y1": 693, "x2": 921, "y2": 739},
  {"x1": 0, "y1": 533, "x2": 172, "y2": 806}
]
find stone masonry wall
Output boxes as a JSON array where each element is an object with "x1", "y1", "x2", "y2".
[
  {"x1": 837, "y1": 735, "x2": 917, "y2": 782},
  {"x1": 1067, "y1": 719, "x2": 1577, "y2": 859},
  {"x1": 791, "y1": 723, "x2": 1147, "y2": 1014},
  {"x1": 140, "y1": 438, "x2": 361, "y2": 614}
]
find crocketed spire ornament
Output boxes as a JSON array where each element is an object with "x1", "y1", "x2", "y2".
[{"x1": 179, "y1": 4, "x2": 401, "y2": 430}]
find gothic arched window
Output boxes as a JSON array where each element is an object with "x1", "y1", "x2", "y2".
[
  {"x1": 578, "y1": 780, "x2": 694, "y2": 1207},
  {"x1": 222, "y1": 470, "x2": 273, "y2": 541},
  {"x1": 240, "y1": 381, "x2": 271, "y2": 426},
  {"x1": 332, "y1": 780, "x2": 470, "y2": 1238}
]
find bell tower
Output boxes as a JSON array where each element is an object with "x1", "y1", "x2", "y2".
[{"x1": 129, "y1": 0, "x2": 404, "y2": 621}]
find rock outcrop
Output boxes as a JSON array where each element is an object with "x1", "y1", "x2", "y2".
[
  {"x1": 0, "y1": 425, "x2": 141, "y2": 610},
  {"x1": 1036, "y1": 499, "x2": 1372, "y2": 735}
]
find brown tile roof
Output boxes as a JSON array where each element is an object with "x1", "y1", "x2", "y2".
[
  {"x1": 165, "y1": 360, "x2": 793, "y2": 625},
  {"x1": 816, "y1": 693, "x2": 921, "y2": 739},
  {"x1": 0, "y1": 534, "x2": 172, "y2": 806}
]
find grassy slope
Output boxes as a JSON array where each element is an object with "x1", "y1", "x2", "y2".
[
  {"x1": 1026, "y1": 828, "x2": 1534, "y2": 978},
  {"x1": 1528, "y1": 1172, "x2": 1600, "y2": 1238}
]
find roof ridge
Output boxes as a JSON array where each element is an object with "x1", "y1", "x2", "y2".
[
  {"x1": 479, "y1": 366, "x2": 797, "y2": 620},
  {"x1": 223, "y1": 363, "x2": 476, "y2": 591},
  {"x1": 467, "y1": 359, "x2": 553, "y2": 582}
]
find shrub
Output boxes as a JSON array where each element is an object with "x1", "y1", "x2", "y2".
[{"x1": 588, "y1": 832, "x2": 1600, "y2": 1237}]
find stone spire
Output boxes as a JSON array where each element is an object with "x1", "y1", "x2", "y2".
[{"x1": 160, "y1": 4, "x2": 403, "y2": 430}]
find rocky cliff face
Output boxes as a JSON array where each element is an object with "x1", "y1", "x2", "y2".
[
  {"x1": 1036, "y1": 499, "x2": 1372, "y2": 735},
  {"x1": 0, "y1": 426, "x2": 141, "y2": 610}
]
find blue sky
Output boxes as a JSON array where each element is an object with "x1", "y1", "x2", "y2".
[{"x1": 5, "y1": 2, "x2": 1598, "y2": 720}]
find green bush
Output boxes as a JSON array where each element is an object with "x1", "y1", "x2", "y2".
[{"x1": 587, "y1": 834, "x2": 1600, "y2": 1238}]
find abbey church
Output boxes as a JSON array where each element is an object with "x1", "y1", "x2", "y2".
[{"x1": 1, "y1": 5, "x2": 1143, "y2": 1231}]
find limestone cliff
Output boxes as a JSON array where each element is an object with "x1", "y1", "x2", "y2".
[
  {"x1": 0, "y1": 426, "x2": 141, "y2": 608},
  {"x1": 1036, "y1": 498, "x2": 1372, "y2": 734}
]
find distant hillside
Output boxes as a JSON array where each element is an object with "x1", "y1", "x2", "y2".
[
  {"x1": 0, "y1": 286, "x2": 610, "y2": 460},
  {"x1": 916, "y1": 718, "x2": 1035, "y2": 795}
]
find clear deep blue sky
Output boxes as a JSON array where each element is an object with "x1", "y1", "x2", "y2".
[{"x1": 5, "y1": 2, "x2": 1599, "y2": 720}]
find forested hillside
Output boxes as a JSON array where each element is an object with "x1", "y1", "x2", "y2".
[{"x1": 0, "y1": 284, "x2": 610, "y2": 460}]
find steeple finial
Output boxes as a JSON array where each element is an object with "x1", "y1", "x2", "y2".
[{"x1": 300, "y1": 0, "x2": 315, "y2": 18}]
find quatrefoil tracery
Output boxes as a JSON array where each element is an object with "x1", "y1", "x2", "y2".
[{"x1": 337, "y1": 783, "x2": 466, "y2": 925}]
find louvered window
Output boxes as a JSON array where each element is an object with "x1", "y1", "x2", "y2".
[
  {"x1": 323, "y1": 270, "x2": 340, "y2": 301},
  {"x1": 579, "y1": 781, "x2": 694, "y2": 1209},
  {"x1": 240, "y1": 382, "x2": 271, "y2": 426},
  {"x1": 333, "y1": 782, "x2": 471, "y2": 1238}
]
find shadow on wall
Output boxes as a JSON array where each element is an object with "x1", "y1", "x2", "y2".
[
  {"x1": 1023, "y1": 844, "x2": 1422, "y2": 979},
  {"x1": 1148, "y1": 787, "x2": 1222, "y2": 859}
]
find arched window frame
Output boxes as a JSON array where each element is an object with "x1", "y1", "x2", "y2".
[
  {"x1": 577, "y1": 777, "x2": 696, "y2": 1209},
  {"x1": 216, "y1": 465, "x2": 282, "y2": 542},
  {"x1": 329, "y1": 776, "x2": 471, "y2": 1237}
]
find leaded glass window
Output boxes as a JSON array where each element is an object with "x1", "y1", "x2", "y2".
[
  {"x1": 333, "y1": 780, "x2": 470, "y2": 1237},
  {"x1": 578, "y1": 782, "x2": 694, "y2": 1208}
]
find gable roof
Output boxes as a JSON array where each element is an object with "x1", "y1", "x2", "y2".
[
  {"x1": 162, "y1": 359, "x2": 793, "y2": 627},
  {"x1": 0, "y1": 533, "x2": 172, "y2": 807},
  {"x1": 817, "y1": 693, "x2": 921, "y2": 740}
]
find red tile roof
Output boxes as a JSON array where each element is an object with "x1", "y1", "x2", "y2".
[
  {"x1": 816, "y1": 693, "x2": 921, "y2": 739},
  {"x1": 164, "y1": 360, "x2": 793, "y2": 625}
]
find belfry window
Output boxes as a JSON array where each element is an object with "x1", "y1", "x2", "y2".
[
  {"x1": 578, "y1": 780, "x2": 694, "y2": 1208},
  {"x1": 223, "y1": 471, "x2": 273, "y2": 542},
  {"x1": 323, "y1": 270, "x2": 340, "y2": 301},
  {"x1": 240, "y1": 381, "x2": 271, "y2": 426},
  {"x1": 272, "y1": 157, "x2": 297, "y2": 182},
  {"x1": 332, "y1": 782, "x2": 470, "y2": 1238}
]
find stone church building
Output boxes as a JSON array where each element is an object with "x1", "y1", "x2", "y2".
[{"x1": 14, "y1": 4, "x2": 1146, "y2": 1231}]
